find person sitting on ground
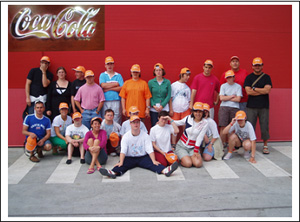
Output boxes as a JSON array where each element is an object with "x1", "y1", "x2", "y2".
[
  {"x1": 120, "y1": 106, "x2": 148, "y2": 137},
  {"x1": 99, "y1": 115, "x2": 179, "y2": 179},
  {"x1": 202, "y1": 103, "x2": 224, "y2": 161},
  {"x1": 83, "y1": 117, "x2": 108, "y2": 174},
  {"x1": 65, "y1": 112, "x2": 89, "y2": 164},
  {"x1": 173, "y1": 102, "x2": 208, "y2": 168},
  {"x1": 22, "y1": 101, "x2": 52, "y2": 162},
  {"x1": 50, "y1": 102, "x2": 72, "y2": 155},
  {"x1": 222, "y1": 110, "x2": 257, "y2": 163},
  {"x1": 149, "y1": 111, "x2": 179, "y2": 167},
  {"x1": 100, "y1": 109, "x2": 121, "y2": 156}
]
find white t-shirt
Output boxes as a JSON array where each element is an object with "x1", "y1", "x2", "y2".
[
  {"x1": 65, "y1": 123, "x2": 89, "y2": 140},
  {"x1": 149, "y1": 124, "x2": 176, "y2": 153},
  {"x1": 171, "y1": 81, "x2": 191, "y2": 113},
  {"x1": 120, "y1": 119, "x2": 148, "y2": 136},
  {"x1": 206, "y1": 117, "x2": 220, "y2": 138},
  {"x1": 220, "y1": 82, "x2": 242, "y2": 108},
  {"x1": 121, "y1": 130, "x2": 154, "y2": 157},
  {"x1": 229, "y1": 121, "x2": 256, "y2": 141},
  {"x1": 50, "y1": 115, "x2": 72, "y2": 137}
]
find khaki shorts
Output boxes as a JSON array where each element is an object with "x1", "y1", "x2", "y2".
[{"x1": 174, "y1": 140, "x2": 194, "y2": 160}]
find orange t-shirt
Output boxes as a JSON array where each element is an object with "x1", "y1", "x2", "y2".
[{"x1": 119, "y1": 79, "x2": 152, "y2": 118}]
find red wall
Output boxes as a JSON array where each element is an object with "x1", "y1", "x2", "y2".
[{"x1": 8, "y1": 5, "x2": 292, "y2": 146}]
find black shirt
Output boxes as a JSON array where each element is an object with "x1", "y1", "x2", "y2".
[
  {"x1": 244, "y1": 72, "x2": 272, "y2": 109},
  {"x1": 71, "y1": 79, "x2": 86, "y2": 96},
  {"x1": 27, "y1": 67, "x2": 53, "y2": 97}
]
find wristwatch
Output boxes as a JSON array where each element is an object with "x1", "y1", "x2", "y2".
[
  {"x1": 252, "y1": 87, "x2": 256, "y2": 91},
  {"x1": 146, "y1": 106, "x2": 151, "y2": 109}
]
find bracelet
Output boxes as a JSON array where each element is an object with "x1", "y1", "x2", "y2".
[
  {"x1": 230, "y1": 123, "x2": 233, "y2": 126},
  {"x1": 170, "y1": 120, "x2": 174, "y2": 123},
  {"x1": 146, "y1": 106, "x2": 151, "y2": 109}
]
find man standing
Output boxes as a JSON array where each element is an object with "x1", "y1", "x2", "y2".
[
  {"x1": 74, "y1": 70, "x2": 105, "y2": 130},
  {"x1": 244, "y1": 57, "x2": 272, "y2": 154},
  {"x1": 99, "y1": 56, "x2": 124, "y2": 125},
  {"x1": 25, "y1": 56, "x2": 53, "y2": 114},
  {"x1": 22, "y1": 101, "x2": 52, "y2": 162},
  {"x1": 71, "y1": 66, "x2": 86, "y2": 113},
  {"x1": 219, "y1": 56, "x2": 248, "y2": 111},
  {"x1": 190, "y1": 59, "x2": 220, "y2": 119},
  {"x1": 99, "y1": 115, "x2": 179, "y2": 179}
]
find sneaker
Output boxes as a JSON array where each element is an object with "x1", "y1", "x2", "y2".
[
  {"x1": 37, "y1": 148, "x2": 44, "y2": 158},
  {"x1": 110, "y1": 152, "x2": 117, "y2": 157},
  {"x1": 223, "y1": 152, "x2": 232, "y2": 160},
  {"x1": 99, "y1": 168, "x2": 116, "y2": 179},
  {"x1": 29, "y1": 155, "x2": 40, "y2": 162},
  {"x1": 243, "y1": 150, "x2": 251, "y2": 159},
  {"x1": 66, "y1": 159, "x2": 72, "y2": 164},
  {"x1": 164, "y1": 161, "x2": 179, "y2": 177},
  {"x1": 80, "y1": 159, "x2": 85, "y2": 164}
]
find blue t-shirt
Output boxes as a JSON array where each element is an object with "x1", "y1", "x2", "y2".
[
  {"x1": 23, "y1": 114, "x2": 51, "y2": 140},
  {"x1": 99, "y1": 72, "x2": 124, "y2": 101}
]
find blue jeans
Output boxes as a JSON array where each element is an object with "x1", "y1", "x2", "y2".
[
  {"x1": 82, "y1": 108, "x2": 102, "y2": 130},
  {"x1": 112, "y1": 155, "x2": 165, "y2": 176}
]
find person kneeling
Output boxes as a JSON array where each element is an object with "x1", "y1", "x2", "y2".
[
  {"x1": 99, "y1": 115, "x2": 178, "y2": 179},
  {"x1": 222, "y1": 110, "x2": 257, "y2": 163}
]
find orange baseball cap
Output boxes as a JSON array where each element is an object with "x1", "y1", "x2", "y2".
[
  {"x1": 73, "y1": 66, "x2": 86, "y2": 73},
  {"x1": 165, "y1": 153, "x2": 178, "y2": 164},
  {"x1": 225, "y1": 70, "x2": 235, "y2": 78},
  {"x1": 180, "y1": 67, "x2": 191, "y2": 74},
  {"x1": 130, "y1": 115, "x2": 140, "y2": 122},
  {"x1": 59, "y1": 102, "x2": 69, "y2": 110},
  {"x1": 105, "y1": 56, "x2": 114, "y2": 64},
  {"x1": 109, "y1": 132, "x2": 120, "y2": 148},
  {"x1": 193, "y1": 102, "x2": 203, "y2": 111},
  {"x1": 90, "y1": 117, "x2": 102, "y2": 124},
  {"x1": 235, "y1": 110, "x2": 247, "y2": 120},
  {"x1": 131, "y1": 64, "x2": 141, "y2": 72},
  {"x1": 72, "y1": 112, "x2": 82, "y2": 120},
  {"x1": 203, "y1": 103, "x2": 210, "y2": 111},
  {"x1": 154, "y1": 63, "x2": 164, "y2": 70},
  {"x1": 85, "y1": 70, "x2": 94, "y2": 77},
  {"x1": 204, "y1": 59, "x2": 214, "y2": 67},
  {"x1": 129, "y1": 106, "x2": 140, "y2": 114},
  {"x1": 230, "y1": 56, "x2": 239, "y2": 61},
  {"x1": 40, "y1": 56, "x2": 50, "y2": 63},
  {"x1": 252, "y1": 57, "x2": 263, "y2": 65},
  {"x1": 25, "y1": 137, "x2": 37, "y2": 152}
]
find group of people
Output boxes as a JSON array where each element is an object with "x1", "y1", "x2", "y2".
[{"x1": 22, "y1": 55, "x2": 272, "y2": 179}]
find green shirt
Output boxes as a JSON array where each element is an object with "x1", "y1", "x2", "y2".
[{"x1": 148, "y1": 77, "x2": 171, "y2": 108}]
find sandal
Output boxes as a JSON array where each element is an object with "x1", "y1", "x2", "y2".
[
  {"x1": 87, "y1": 168, "x2": 95, "y2": 174},
  {"x1": 97, "y1": 166, "x2": 102, "y2": 171},
  {"x1": 263, "y1": 146, "x2": 270, "y2": 154},
  {"x1": 29, "y1": 155, "x2": 40, "y2": 162}
]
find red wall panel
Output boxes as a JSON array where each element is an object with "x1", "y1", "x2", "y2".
[{"x1": 7, "y1": 5, "x2": 292, "y2": 146}]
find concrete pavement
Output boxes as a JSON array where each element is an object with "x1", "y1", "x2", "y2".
[{"x1": 5, "y1": 142, "x2": 296, "y2": 219}]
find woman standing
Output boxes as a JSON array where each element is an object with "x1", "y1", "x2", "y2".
[
  {"x1": 174, "y1": 102, "x2": 208, "y2": 168},
  {"x1": 148, "y1": 63, "x2": 172, "y2": 126},
  {"x1": 46, "y1": 67, "x2": 71, "y2": 121},
  {"x1": 83, "y1": 117, "x2": 108, "y2": 174}
]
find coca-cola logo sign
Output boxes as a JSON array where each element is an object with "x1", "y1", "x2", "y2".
[{"x1": 8, "y1": 5, "x2": 105, "y2": 51}]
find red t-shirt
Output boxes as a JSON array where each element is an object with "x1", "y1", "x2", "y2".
[
  {"x1": 220, "y1": 68, "x2": 248, "y2": 103},
  {"x1": 190, "y1": 73, "x2": 220, "y2": 107}
]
